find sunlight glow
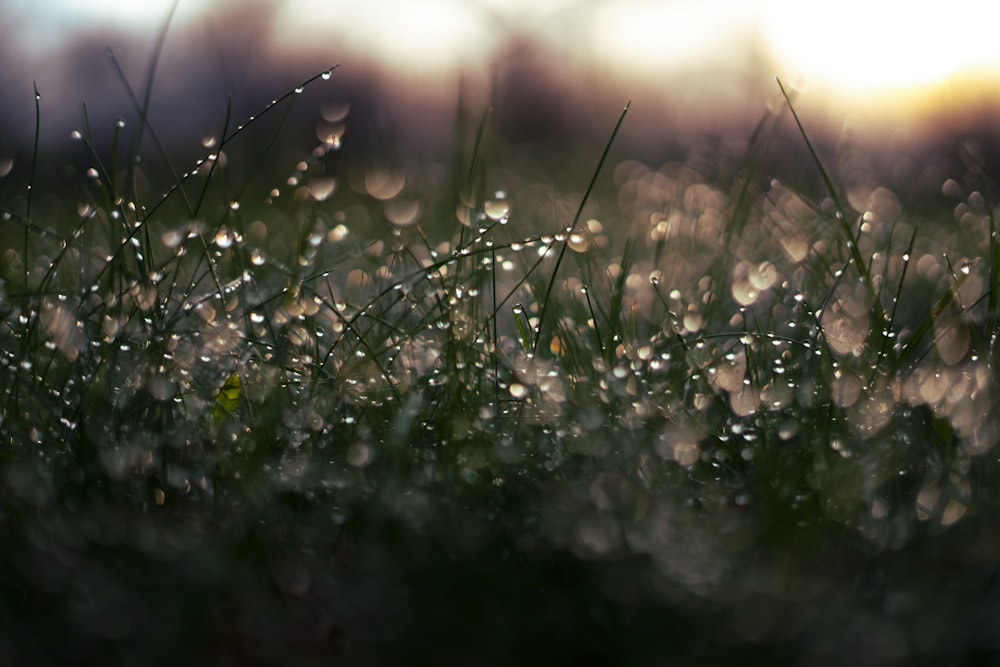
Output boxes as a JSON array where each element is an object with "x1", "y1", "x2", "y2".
[
  {"x1": 588, "y1": 0, "x2": 755, "y2": 74},
  {"x1": 762, "y1": 0, "x2": 1000, "y2": 96},
  {"x1": 272, "y1": 0, "x2": 494, "y2": 75},
  {"x1": 9, "y1": 0, "x2": 1000, "y2": 121}
]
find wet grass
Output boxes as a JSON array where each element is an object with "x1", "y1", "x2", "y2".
[{"x1": 2, "y1": 61, "x2": 1000, "y2": 666}]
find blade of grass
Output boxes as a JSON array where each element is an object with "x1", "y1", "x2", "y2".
[
  {"x1": 25, "y1": 82, "x2": 40, "y2": 291},
  {"x1": 776, "y1": 79, "x2": 890, "y2": 364},
  {"x1": 869, "y1": 226, "x2": 917, "y2": 385},
  {"x1": 144, "y1": 65, "x2": 340, "y2": 221},
  {"x1": 532, "y1": 101, "x2": 629, "y2": 356},
  {"x1": 127, "y1": 0, "x2": 179, "y2": 194},
  {"x1": 891, "y1": 265, "x2": 970, "y2": 375},
  {"x1": 990, "y1": 208, "x2": 1000, "y2": 323},
  {"x1": 457, "y1": 105, "x2": 493, "y2": 249},
  {"x1": 106, "y1": 44, "x2": 195, "y2": 217},
  {"x1": 513, "y1": 303, "x2": 533, "y2": 352}
]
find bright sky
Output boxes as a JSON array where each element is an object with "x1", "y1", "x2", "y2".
[
  {"x1": 762, "y1": 0, "x2": 1000, "y2": 94},
  {"x1": 7, "y1": 0, "x2": 1000, "y2": 112}
]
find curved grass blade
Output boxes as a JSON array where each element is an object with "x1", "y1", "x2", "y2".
[
  {"x1": 532, "y1": 101, "x2": 629, "y2": 355},
  {"x1": 776, "y1": 79, "x2": 890, "y2": 365}
]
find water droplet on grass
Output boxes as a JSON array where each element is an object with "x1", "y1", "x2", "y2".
[
  {"x1": 214, "y1": 228, "x2": 234, "y2": 249},
  {"x1": 309, "y1": 177, "x2": 336, "y2": 202},
  {"x1": 510, "y1": 383, "x2": 528, "y2": 399},
  {"x1": 162, "y1": 229, "x2": 183, "y2": 248},
  {"x1": 484, "y1": 199, "x2": 510, "y2": 221}
]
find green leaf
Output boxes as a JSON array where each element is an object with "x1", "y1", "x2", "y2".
[{"x1": 213, "y1": 371, "x2": 242, "y2": 423}]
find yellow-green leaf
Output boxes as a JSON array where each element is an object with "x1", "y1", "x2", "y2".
[{"x1": 213, "y1": 372, "x2": 242, "y2": 423}]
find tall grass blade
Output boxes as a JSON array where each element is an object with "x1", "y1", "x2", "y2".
[
  {"x1": 532, "y1": 101, "x2": 629, "y2": 355},
  {"x1": 25, "y1": 82, "x2": 40, "y2": 291},
  {"x1": 776, "y1": 78, "x2": 890, "y2": 368}
]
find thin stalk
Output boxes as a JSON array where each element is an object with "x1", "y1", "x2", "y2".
[
  {"x1": 532, "y1": 101, "x2": 629, "y2": 355},
  {"x1": 777, "y1": 79, "x2": 890, "y2": 365},
  {"x1": 26, "y1": 82, "x2": 40, "y2": 291}
]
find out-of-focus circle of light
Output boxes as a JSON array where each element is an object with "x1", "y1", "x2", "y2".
[{"x1": 761, "y1": 0, "x2": 1000, "y2": 97}]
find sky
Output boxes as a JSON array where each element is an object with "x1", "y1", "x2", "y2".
[
  {"x1": 4, "y1": 0, "x2": 1000, "y2": 150},
  {"x1": 9, "y1": 0, "x2": 1000, "y2": 90}
]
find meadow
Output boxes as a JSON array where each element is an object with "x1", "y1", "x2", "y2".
[{"x1": 1, "y1": 61, "x2": 999, "y2": 666}]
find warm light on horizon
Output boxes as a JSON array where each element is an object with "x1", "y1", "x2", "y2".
[
  {"x1": 587, "y1": 0, "x2": 756, "y2": 75},
  {"x1": 761, "y1": 0, "x2": 1000, "y2": 100},
  {"x1": 7, "y1": 0, "x2": 1000, "y2": 125},
  {"x1": 271, "y1": 0, "x2": 495, "y2": 75}
]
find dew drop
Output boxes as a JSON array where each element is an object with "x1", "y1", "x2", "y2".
[
  {"x1": 214, "y1": 227, "x2": 234, "y2": 249},
  {"x1": 484, "y1": 199, "x2": 510, "y2": 221},
  {"x1": 309, "y1": 177, "x2": 336, "y2": 202}
]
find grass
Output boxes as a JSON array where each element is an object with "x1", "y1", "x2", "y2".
[{"x1": 2, "y1": 53, "x2": 1000, "y2": 666}]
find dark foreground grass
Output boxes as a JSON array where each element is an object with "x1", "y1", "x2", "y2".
[{"x1": 2, "y1": 60, "x2": 1000, "y2": 666}]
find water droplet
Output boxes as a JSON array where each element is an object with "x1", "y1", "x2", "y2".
[
  {"x1": 509, "y1": 383, "x2": 528, "y2": 399},
  {"x1": 162, "y1": 229, "x2": 183, "y2": 248},
  {"x1": 484, "y1": 198, "x2": 510, "y2": 221},
  {"x1": 568, "y1": 231, "x2": 591, "y2": 252},
  {"x1": 682, "y1": 312, "x2": 703, "y2": 333},
  {"x1": 214, "y1": 227, "x2": 234, "y2": 249},
  {"x1": 309, "y1": 177, "x2": 336, "y2": 202}
]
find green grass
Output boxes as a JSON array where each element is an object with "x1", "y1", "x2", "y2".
[{"x1": 2, "y1": 58, "x2": 1000, "y2": 666}]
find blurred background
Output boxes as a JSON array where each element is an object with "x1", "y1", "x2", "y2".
[{"x1": 3, "y1": 0, "x2": 1000, "y2": 179}]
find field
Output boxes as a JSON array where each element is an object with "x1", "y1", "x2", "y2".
[{"x1": 2, "y1": 61, "x2": 1000, "y2": 666}]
